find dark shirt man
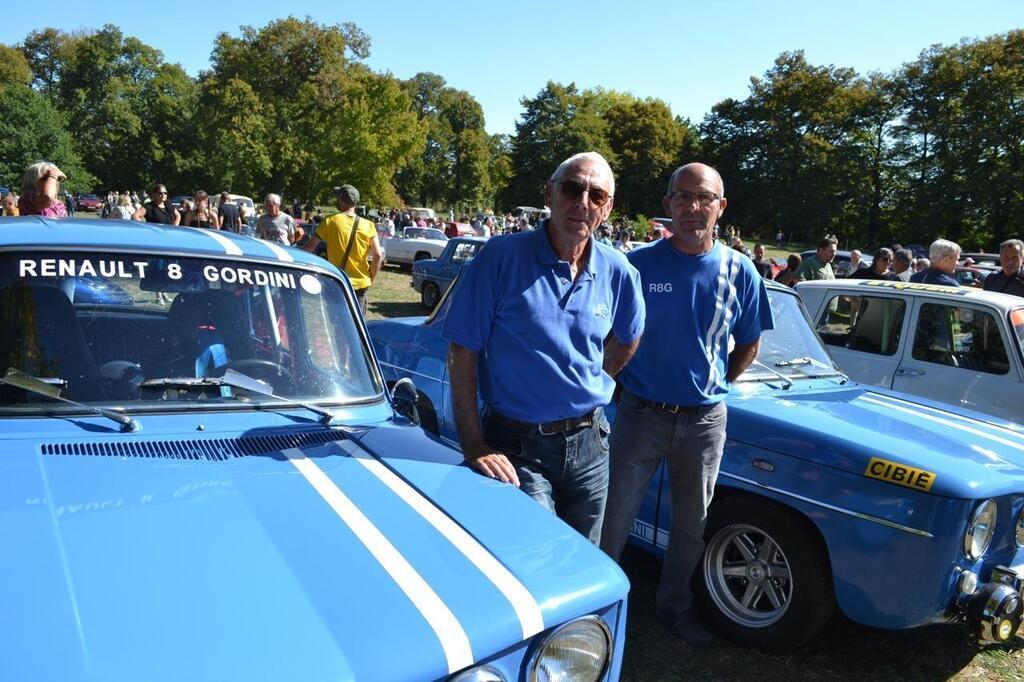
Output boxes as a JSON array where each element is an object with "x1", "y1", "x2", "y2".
[
  {"x1": 910, "y1": 238, "x2": 960, "y2": 287},
  {"x1": 218, "y1": 193, "x2": 242, "y2": 233},
  {"x1": 441, "y1": 152, "x2": 645, "y2": 545},
  {"x1": 601, "y1": 163, "x2": 773, "y2": 648},
  {"x1": 751, "y1": 243, "x2": 772, "y2": 278},
  {"x1": 983, "y1": 239, "x2": 1024, "y2": 298}
]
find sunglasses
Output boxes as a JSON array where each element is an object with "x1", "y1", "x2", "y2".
[{"x1": 557, "y1": 180, "x2": 611, "y2": 207}]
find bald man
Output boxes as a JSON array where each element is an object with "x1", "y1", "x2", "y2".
[
  {"x1": 600, "y1": 163, "x2": 774, "y2": 647},
  {"x1": 442, "y1": 151, "x2": 645, "y2": 544}
]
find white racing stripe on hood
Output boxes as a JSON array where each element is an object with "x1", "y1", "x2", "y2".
[
  {"x1": 283, "y1": 448, "x2": 473, "y2": 673},
  {"x1": 335, "y1": 440, "x2": 546, "y2": 639},
  {"x1": 241, "y1": 234, "x2": 295, "y2": 262},
  {"x1": 859, "y1": 395, "x2": 1024, "y2": 453},
  {"x1": 190, "y1": 227, "x2": 243, "y2": 256},
  {"x1": 865, "y1": 392, "x2": 1024, "y2": 439}
]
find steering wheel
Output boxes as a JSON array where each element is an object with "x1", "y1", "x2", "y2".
[{"x1": 223, "y1": 359, "x2": 296, "y2": 391}]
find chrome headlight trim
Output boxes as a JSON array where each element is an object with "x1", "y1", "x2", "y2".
[
  {"x1": 449, "y1": 665, "x2": 505, "y2": 682},
  {"x1": 964, "y1": 499, "x2": 998, "y2": 559},
  {"x1": 527, "y1": 615, "x2": 612, "y2": 682}
]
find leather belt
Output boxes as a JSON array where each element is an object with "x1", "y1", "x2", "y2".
[
  {"x1": 630, "y1": 393, "x2": 701, "y2": 415},
  {"x1": 486, "y1": 409, "x2": 596, "y2": 435}
]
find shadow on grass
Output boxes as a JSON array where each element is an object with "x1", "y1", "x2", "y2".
[
  {"x1": 367, "y1": 300, "x2": 426, "y2": 320},
  {"x1": 618, "y1": 547, "x2": 1019, "y2": 681}
]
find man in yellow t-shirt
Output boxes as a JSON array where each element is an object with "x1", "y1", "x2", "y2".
[{"x1": 302, "y1": 184, "x2": 383, "y2": 314}]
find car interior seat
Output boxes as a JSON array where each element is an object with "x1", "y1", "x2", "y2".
[
  {"x1": 0, "y1": 283, "x2": 103, "y2": 401},
  {"x1": 150, "y1": 290, "x2": 256, "y2": 378}
]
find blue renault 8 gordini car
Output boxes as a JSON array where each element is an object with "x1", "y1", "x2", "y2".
[
  {"x1": 0, "y1": 216, "x2": 628, "y2": 681},
  {"x1": 368, "y1": 275, "x2": 1024, "y2": 652}
]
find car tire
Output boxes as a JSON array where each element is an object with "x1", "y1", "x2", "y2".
[
  {"x1": 421, "y1": 283, "x2": 440, "y2": 310},
  {"x1": 414, "y1": 251, "x2": 431, "y2": 262},
  {"x1": 694, "y1": 494, "x2": 835, "y2": 652}
]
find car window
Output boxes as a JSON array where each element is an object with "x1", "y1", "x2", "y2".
[
  {"x1": 816, "y1": 295, "x2": 905, "y2": 355},
  {"x1": 0, "y1": 252, "x2": 383, "y2": 411},
  {"x1": 1010, "y1": 308, "x2": 1024, "y2": 359},
  {"x1": 739, "y1": 288, "x2": 838, "y2": 380},
  {"x1": 912, "y1": 303, "x2": 1009, "y2": 375},
  {"x1": 451, "y1": 243, "x2": 478, "y2": 264}
]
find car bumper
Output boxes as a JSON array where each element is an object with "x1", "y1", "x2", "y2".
[{"x1": 959, "y1": 562, "x2": 1024, "y2": 643}]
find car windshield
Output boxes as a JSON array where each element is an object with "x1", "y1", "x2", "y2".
[
  {"x1": 404, "y1": 228, "x2": 446, "y2": 240},
  {"x1": 1011, "y1": 308, "x2": 1024, "y2": 358},
  {"x1": 738, "y1": 288, "x2": 840, "y2": 381},
  {"x1": 0, "y1": 251, "x2": 383, "y2": 413}
]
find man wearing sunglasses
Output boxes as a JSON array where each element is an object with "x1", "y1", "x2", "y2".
[
  {"x1": 600, "y1": 163, "x2": 774, "y2": 648},
  {"x1": 441, "y1": 152, "x2": 645, "y2": 545}
]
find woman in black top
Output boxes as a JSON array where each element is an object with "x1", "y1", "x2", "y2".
[
  {"x1": 133, "y1": 183, "x2": 179, "y2": 224},
  {"x1": 183, "y1": 190, "x2": 215, "y2": 228}
]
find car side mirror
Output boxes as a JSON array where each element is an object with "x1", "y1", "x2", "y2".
[{"x1": 391, "y1": 377, "x2": 420, "y2": 426}]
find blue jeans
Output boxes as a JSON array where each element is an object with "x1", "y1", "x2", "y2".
[
  {"x1": 600, "y1": 391, "x2": 728, "y2": 617},
  {"x1": 482, "y1": 407, "x2": 611, "y2": 544}
]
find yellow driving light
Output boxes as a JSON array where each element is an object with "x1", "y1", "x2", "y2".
[{"x1": 998, "y1": 618, "x2": 1014, "y2": 641}]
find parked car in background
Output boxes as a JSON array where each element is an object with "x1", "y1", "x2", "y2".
[
  {"x1": 212, "y1": 193, "x2": 256, "y2": 219},
  {"x1": 0, "y1": 216, "x2": 628, "y2": 682},
  {"x1": 382, "y1": 227, "x2": 448, "y2": 267},
  {"x1": 800, "y1": 250, "x2": 873, "y2": 278},
  {"x1": 962, "y1": 252, "x2": 1001, "y2": 268},
  {"x1": 406, "y1": 206, "x2": 436, "y2": 222},
  {"x1": 75, "y1": 193, "x2": 102, "y2": 211},
  {"x1": 441, "y1": 221, "x2": 476, "y2": 238},
  {"x1": 169, "y1": 195, "x2": 193, "y2": 213},
  {"x1": 411, "y1": 236, "x2": 486, "y2": 309},
  {"x1": 797, "y1": 278, "x2": 1024, "y2": 424},
  {"x1": 368, "y1": 278, "x2": 1024, "y2": 651},
  {"x1": 954, "y1": 264, "x2": 999, "y2": 288}
]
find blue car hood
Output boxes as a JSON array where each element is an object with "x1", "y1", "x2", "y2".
[
  {"x1": 729, "y1": 385, "x2": 1024, "y2": 498},
  {"x1": 0, "y1": 423, "x2": 625, "y2": 681}
]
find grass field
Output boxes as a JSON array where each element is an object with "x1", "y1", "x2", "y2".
[{"x1": 365, "y1": 261, "x2": 1024, "y2": 682}]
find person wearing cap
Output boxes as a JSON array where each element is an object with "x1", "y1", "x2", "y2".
[
  {"x1": 302, "y1": 184, "x2": 382, "y2": 313},
  {"x1": 441, "y1": 151, "x2": 645, "y2": 545},
  {"x1": 600, "y1": 162, "x2": 773, "y2": 648}
]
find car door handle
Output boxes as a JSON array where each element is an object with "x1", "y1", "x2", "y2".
[{"x1": 896, "y1": 368, "x2": 925, "y2": 377}]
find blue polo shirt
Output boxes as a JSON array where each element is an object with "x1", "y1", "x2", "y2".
[
  {"x1": 441, "y1": 225, "x2": 645, "y2": 423},
  {"x1": 619, "y1": 240, "x2": 774, "y2": 407},
  {"x1": 910, "y1": 268, "x2": 959, "y2": 287}
]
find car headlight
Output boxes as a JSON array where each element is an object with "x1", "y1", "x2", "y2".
[
  {"x1": 964, "y1": 499, "x2": 998, "y2": 559},
  {"x1": 450, "y1": 665, "x2": 504, "y2": 682},
  {"x1": 528, "y1": 616, "x2": 611, "y2": 682},
  {"x1": 1016, "y1": 507, "x2": 1024, "y2": 549}
]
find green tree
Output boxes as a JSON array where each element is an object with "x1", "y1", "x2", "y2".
[
  {"x1": 0, "y1": 45, "x2": 31, "y2": 89},
  {"x1": 501, "y1": 82, "x2": 614, "y2": 209},
  {"x1": 0, "y1": 84, "x2": 93, "y2": 192},
  {"x1": 605, "y1": 97, "x2": 690, "y2": 216}
]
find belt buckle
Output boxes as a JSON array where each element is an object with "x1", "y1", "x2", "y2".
[
  {"x1": 659, "y1": 402, "x2": 680, "y2": 414},
  {"x1": 537, "y1": 420, "x2": 563, "y2": 436}
]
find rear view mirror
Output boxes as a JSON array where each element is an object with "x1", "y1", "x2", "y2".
[{"x1": 391, "y1": 377, "x2": 420, "y2": 426}]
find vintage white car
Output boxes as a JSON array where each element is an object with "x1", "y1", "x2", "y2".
[
  {"x1": 797, "y1": 279, "x2": 1024, "y2": 423},
  {"x1": 382, "y1": 227, "x2": 448, "y2": 267}
]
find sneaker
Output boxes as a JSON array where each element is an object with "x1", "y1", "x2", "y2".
[{"x1": 656, "y1": 611, "x2": 713, "y2": 649}]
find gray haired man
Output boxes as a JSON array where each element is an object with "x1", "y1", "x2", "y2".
[{"x1": 256, "y1": 193, "x2": 298, "y2": 245}]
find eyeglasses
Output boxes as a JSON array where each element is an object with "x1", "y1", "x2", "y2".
[
  {"x1": 669, "y1": 190, "x2": 720, "y2": 207},
  {"x1": 557, "y1": 180, "x2": 611, "y2": 207},
  {"x1": 156, "y1": 191, "x2": 167, "y2": 196}
]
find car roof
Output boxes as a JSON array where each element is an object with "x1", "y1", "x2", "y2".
[
  {"x1": 0, "y1": 216, "x2": 341, "y2": 275},
  {"x1": 795, "y1": 278, "x2": 1024, "y2": 312}
]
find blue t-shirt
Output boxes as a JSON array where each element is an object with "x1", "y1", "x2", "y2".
[
  {"x1": 910, "y1": 268, "x2": 959, "y2": 287},
  {"x1": 441, "y1": 225, "x2": 645, "y2": 423},
  {"x1": 619, "y1": 240, "x2": 774, "y2": 406}
]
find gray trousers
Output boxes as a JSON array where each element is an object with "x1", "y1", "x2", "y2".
[{"x1": 600, "y1": 390, "x2": 727, "y2": 618}]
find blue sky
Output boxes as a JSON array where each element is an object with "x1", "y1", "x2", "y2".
[{"x1": 4, "y1": 1, "x2": 1022, "y2": 135}]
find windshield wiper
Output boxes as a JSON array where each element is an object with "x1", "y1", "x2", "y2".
[
  {"x1": 741, "y1": 360, "x2": 794, "y2": 389},
  {"x1": 775, "y1": 357, "x2": 849, "y2": 384},
  {"x1": 141, "y1": 369, "x2": 339, "y2": 424},
  {"x1": 0, "y1": 367, "x2": 139, "y2": 432}
]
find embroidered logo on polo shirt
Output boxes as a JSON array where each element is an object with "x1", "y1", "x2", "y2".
[
  {"x1": 593, "y1": 303, "x2": 610, "y2": 319},
  {"x1": 648, "y1": 282, "x2": 673, "y2": 292}
]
